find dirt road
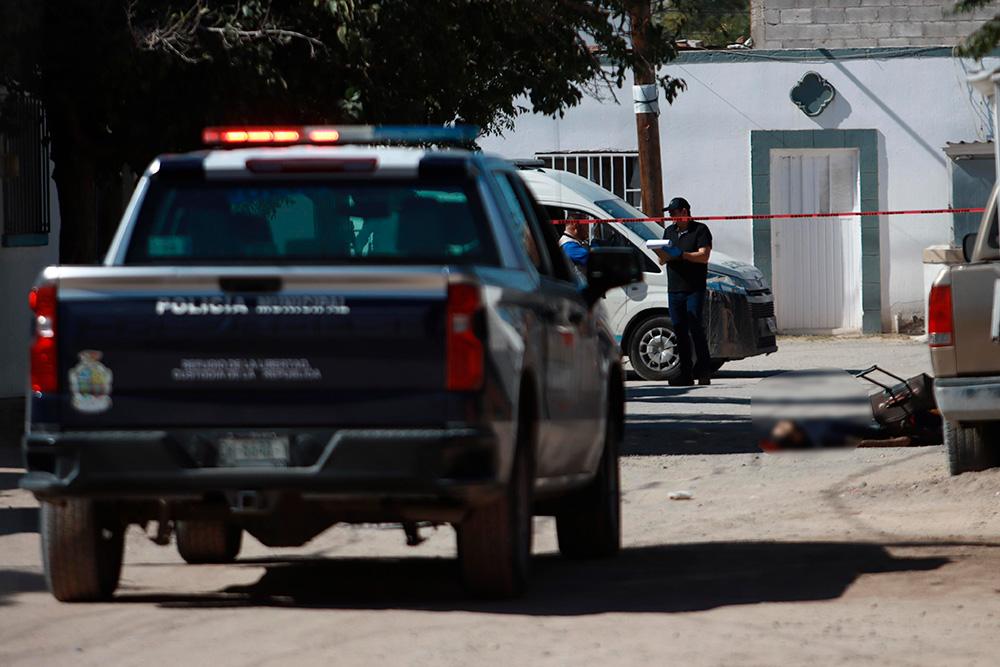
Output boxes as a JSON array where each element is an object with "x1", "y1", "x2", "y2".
[{"x1": 3, "y1": 337, "x2": 1000, "y2": 666}]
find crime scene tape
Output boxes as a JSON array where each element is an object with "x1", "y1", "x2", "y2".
[{"x1": 558, "y1": 207, "x2": 986, "y2": 225}]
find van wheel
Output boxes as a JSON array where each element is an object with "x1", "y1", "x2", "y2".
[
  {"x1": 42, "y1": 500, "x2": 125, "y2": 602},
  {"x1": 176, "y1": 521, "x2": 243, "y2": 564},
  {"x1": 629, "y1": 316, "x2": 681, "y2": 381},
  {"x1": 457, "y1": 425, "x2": 533, "y2": 598},
  {"x1": 556, "y1": 405, "x2": 621, "y2": 559},
  {"x1": 945, "y1": 421, "x2": 1000, "y2": 475}
]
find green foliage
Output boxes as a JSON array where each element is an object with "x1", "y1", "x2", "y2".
[
  {"x1": 956, "y1": 0, "x2": 1000, "y2": 58},
  {"x1": 654, "y1": 0, "x2": 750, "y2": 47}
]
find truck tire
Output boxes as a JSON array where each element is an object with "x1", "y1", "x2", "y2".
[
  {"x1": 41, "y1": 500, "x2": 124, "y2": 602},
  {"x1": 710, "y1": 359, "x2": 726, "y2": 373},
  {"x1": 945, "y1": 421, "x2": 999, "y2": 475},
  {"x1": 629, "y1": 316, "x2": 682, "y2": 381},
  {"x1": 176, "y1": 520, "x2": 243, "y2": 564},
  {"x1": 556, "y1": 405, "x2": 621, "y2": 559},
  {"x1": 457, "y1": 423, "x2": 533, "y2": 598}
]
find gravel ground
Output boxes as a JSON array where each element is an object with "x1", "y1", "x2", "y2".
[{"x1": 6, "y1": 336, "x2": 1000, "y2": 666}]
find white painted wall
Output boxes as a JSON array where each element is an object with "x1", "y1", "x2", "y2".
[
  {"x1": 480, "y1": 51, "x2": 1000, "y2": 331},
  {"x1": 0, "y1": 167, "x2": 61, "y2": 397}
]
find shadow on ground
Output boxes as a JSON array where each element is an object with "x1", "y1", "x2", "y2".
[
  {"x1": 624, "y1": 415, "x2": 756, "y2": 455},
  {"x1": 108, "y1": 541, "x2": 947, "y2": 614}
]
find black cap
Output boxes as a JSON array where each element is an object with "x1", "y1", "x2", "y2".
[
  {"x1": 663, "y1": 197, "x2": 691, "y2": 212},
  {"x1": 664, "y1": 197, "x2": 690, "y2": 212}
]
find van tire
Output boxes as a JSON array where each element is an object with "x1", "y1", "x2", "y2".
[
  {"x1": 176, "y1": 521, "x2": 243, "y2": 564},
  {"x1": 629, "y1": 316, "x2": 682, "y2": 381},
  {"x1": 42, "y1": 500, "x2": 124, "y2": 602},
  {"x1": 945, "y1": 421, "x2": 999, "y2": 475},
  {"x1": 457, "y1": 422, "x2": 533, "y2": 598}
]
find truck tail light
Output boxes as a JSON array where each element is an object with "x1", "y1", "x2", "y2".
[
  {"x1": 29, "y1": 284, "x2": 58, "y2": 393},
  {"x1": 446, "y1": 284, "x2": 484, "y2": 391},
  {"x1": 927, "y1": 284, "x2": 953, "y2": 348}
]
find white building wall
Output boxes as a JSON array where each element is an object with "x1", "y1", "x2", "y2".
[
  {"x1": 480, "y1": 51, "x2": 1000, "y2": 330},
  {"x1": 0, "y1": 171, "x2": 61, "y2": 397}
]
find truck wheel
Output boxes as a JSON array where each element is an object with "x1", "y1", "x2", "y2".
[
  {"x1": 945, "y1": 421, "x2": 999, "y2": 475},
  {"x1": 41, "y1": 500, "x2": 124, "y2": 602},
  {"x1": 556, "y1": 405, "x2": 621, "y2": 559},
  {"x1": 457, "y1": 427, "x2": 533, "y2": 598},
  {"x1": 176, "y1": 520, "x2": 243, "y2": 564},
  {"x1": 629, "y1": 316, "x2": 681, "y2": 381},
  {"x1": 710, "y1": 360, "x2": 726, "y2": 373}
]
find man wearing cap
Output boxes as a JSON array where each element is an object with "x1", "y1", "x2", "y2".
[{"x1": 654, "y1": 197, "x2": 713, "y2": 386}]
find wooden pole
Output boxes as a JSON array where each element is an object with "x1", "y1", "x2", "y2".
[{"x1": 630, "y1": 0, "x2": 664, "y2": 222}]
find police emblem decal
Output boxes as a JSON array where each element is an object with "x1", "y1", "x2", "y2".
[{"x1": 69, "y1": 350, "x2": 114, "y2": 414}]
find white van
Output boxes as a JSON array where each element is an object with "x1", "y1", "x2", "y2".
[{"x1": 518, "y1": 166, "x2": 777, "y2": 381}]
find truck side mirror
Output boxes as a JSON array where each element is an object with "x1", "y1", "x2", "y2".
[
  {"x1": 962, "y1": 232, "x2": 978, "y2": 263},
  {"x1": 582, "y1": 247, "x2": 642, "y2": 307}
]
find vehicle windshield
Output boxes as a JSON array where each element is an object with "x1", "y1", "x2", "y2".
[
  {"x1": 124, "y1": 178, "x2": 499, "y2": 266},
  {"x1": 594, "y1": 198, "x2": 661, "y2": 241}
]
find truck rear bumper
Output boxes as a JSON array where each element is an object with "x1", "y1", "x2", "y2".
[
  {"x1": 933, "y1": 377, "x2": 1000, "y2": 423},
  {"x1": 21, "y1": 427, "x2": 504, "y2": 502}
]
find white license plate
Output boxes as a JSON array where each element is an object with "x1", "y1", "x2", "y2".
[{"x1": 218, "y1": 436, "x2": 290, "y2": 468}]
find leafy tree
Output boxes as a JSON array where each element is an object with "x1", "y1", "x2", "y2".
[
  {"x1": 655, "y1": 0, "x2": 750, "y2": 47},
  {"x1": 956, "y1": 0, "x2": 1000, "y2": 58},
  {"x1": 1, "y1": 0, "x2": 685, "y2": 263}
]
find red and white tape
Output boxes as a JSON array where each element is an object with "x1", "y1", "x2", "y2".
[{"x1": 558, "y1": 207, "x2": 986, "y2": 225}]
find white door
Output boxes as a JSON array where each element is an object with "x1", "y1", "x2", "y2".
[{"x1": 770, "y1": 149, "x2": 862, "y2": 332}]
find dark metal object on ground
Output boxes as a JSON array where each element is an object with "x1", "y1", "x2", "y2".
[{"x1": 854, "y1": 365, "x2": 942, "y2": 446}]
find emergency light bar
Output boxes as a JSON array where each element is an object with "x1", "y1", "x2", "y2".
[{"x1": 202, "y1": 125, "x2": 479, "y2": 147}]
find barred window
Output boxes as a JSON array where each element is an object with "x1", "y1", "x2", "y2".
[
  {"x1": 535, "y1": 152, "x2": 641, "y2": 210},
  {"x1": 1, "y1": 94, "x2": 51, "y2": 246}
]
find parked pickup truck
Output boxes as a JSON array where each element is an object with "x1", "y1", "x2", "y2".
[
  {"x1": 21, "y1": 125, "x2": 641, "y2": 601},
  {"x1": 929, "y1": 182, "x2": 1000, "y2": 474}
]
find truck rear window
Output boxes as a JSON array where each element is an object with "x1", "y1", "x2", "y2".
[{"x1": 124, "y1": 178, "x2": 499, "y2": 266}]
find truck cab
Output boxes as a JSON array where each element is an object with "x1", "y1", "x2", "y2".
[{"x1": 517, "y1": 166, "x2": 777, "y2": 381}]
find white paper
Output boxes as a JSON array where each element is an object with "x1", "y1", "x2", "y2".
[{"x1": 645, "y1": 240, "x2": 672, "y2": 249}]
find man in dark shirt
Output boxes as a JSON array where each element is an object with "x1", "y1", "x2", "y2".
[{"x1": 654, "y1": 197, "x2": 713, "y2": 386}]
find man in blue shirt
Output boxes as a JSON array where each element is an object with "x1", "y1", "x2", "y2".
[{"x1": 558, "y1": 220, "x2": 589, "y2": 270}]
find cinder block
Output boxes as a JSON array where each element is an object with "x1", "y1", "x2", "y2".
[
  {"x1": 907, "y1": 6, "x2": 943, "y2": 21},
  {"x1": 908, "y1": 35, "x2": 953, "y2": 46},
  {"x1": 878, "y1": 6, "x2": 909, "y2": 22},
  {"x1": 860, "y1": 23, "x2": 891, "y2": 38},
  {"x1": 813, "y1": 7, "x2": 846, "y2": 22},
  {"x1": 765, "y1": 9, "x2": 781, "y2": 25},
  {"x1": 795, "y1": 23, "x2": 831, "y2": 40},
  {"x1": 824, "y1": 39, "x2": 849, "y2": 48},
  {"x1": 765, "y1": 0, "x2": 799, "y2": 9},
  {"x1": 863, "y1": 0, "x2": 893, "y2": 5},
  {"x1": 845, "y1": 7, "x2": 878, "y2": 22},
  {"x1": 781, "y1": 8, "x2": 814, "y2": 24},
  {"x1": 956, "y1": 20, "x2": 990, "y2": 39},
  {"x1": 841, "y1": 37, "x2": 874, "y2": 47},
  {"x1": 922, "y1": 22, "x2": 960, "y2": 38},
  {"x1": 877, "y1": 37, "x2": 915, "y2": 46},
  {"x1": 828, "y1": 23, "x2": 861, "y2": 38},
  {"x1": 890, "y1": 22, "x2": 923, "y2": 38}
]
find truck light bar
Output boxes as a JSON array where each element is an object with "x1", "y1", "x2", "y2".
[{"x1": 202, "y1": 125, "x2": 479, "y2": 147}]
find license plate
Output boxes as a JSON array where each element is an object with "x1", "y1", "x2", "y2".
[
  {"x1": 218, "y1": 435, "x2": 290, "y2": 468},
  {"x1": 765, "y1": 317, "x2": 777, "y2": 333}
]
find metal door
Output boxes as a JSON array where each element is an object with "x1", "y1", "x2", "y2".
[{"x1": 770, "y1": 149, "x2": 862, "y2": 332}]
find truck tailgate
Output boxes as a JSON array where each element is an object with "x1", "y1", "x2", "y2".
[
  {"x1": 49, "y1": 267, "x2": 450, "y2": 428},
  {"x1": 951, "y1": 262, "x2": 1000, "y2": 376}
]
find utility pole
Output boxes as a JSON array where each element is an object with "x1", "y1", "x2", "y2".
[{"x1": 630, "y1": 0, "x2": 665, "y2": 222}]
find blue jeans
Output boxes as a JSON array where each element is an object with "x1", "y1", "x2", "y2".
[{"x1": 668, "y1": 290, "x2": 711, "y2": 379}]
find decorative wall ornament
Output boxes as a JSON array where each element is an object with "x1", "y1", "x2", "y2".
[{"x1": 790, "y1": 71, "x2": 836, "y2": 117}]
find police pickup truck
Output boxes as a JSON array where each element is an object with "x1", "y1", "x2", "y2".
[{"x1": 21, "y1": 126, "x2": 640, "y2": 601}]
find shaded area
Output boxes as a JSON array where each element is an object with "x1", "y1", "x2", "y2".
[
  {"x1": 624, "y1": 415, "x2": 756, "y2": 455},
  {"x1": 111, "y1": 541, "x2": 947, "y2": 614},
  {"x1": 0, "y1": 569, "x2": 47, "y2": 604},
  {"x1": 0, "y1": 507, "x2": 38, "y2": 537}
]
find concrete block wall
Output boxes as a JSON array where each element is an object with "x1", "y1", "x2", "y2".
[{"x1": 752, "y1": 0, "x2": 995, "y2": 49}]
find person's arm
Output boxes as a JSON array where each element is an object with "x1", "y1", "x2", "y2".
[
  {"x1": 562, "y1": 241, "x2": 589, "y2": 265},
  {"x1": 682, "y1": 246, "x2": 712, "y2": 263}
]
